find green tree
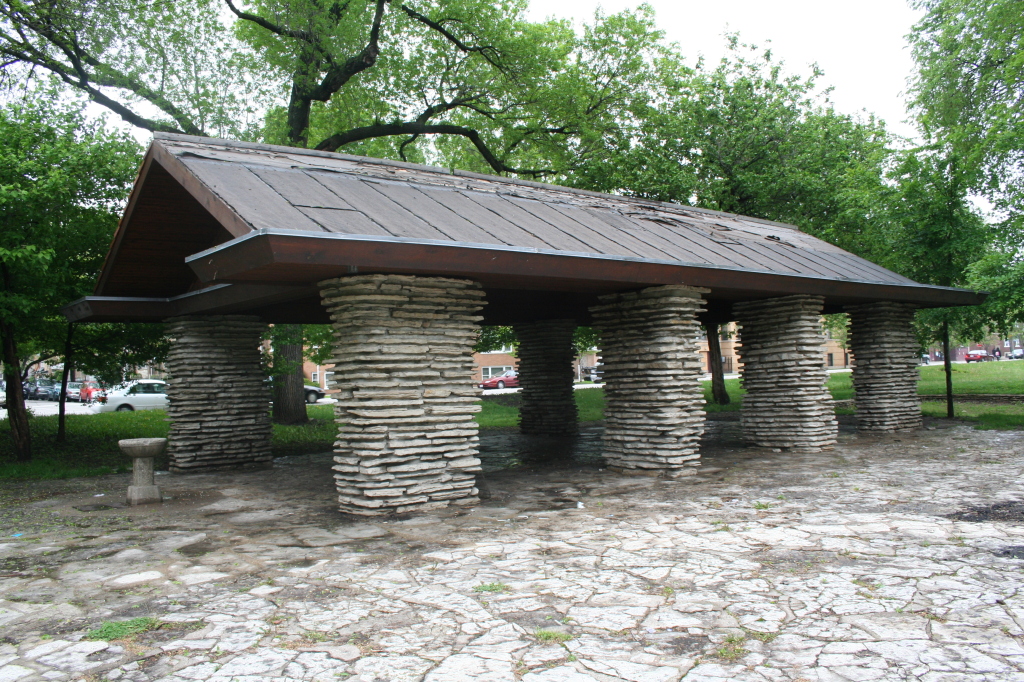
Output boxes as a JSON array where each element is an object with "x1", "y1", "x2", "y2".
[
  {"x1": 1, "y1": 0, "x2": 663, "y2": 175},
  {"x1": 908, "y1": 0, "x2": 1024, "y2": 330},
  {"x1": 573, "y1": 40, "x2": 895, "y2": 403},
  {"x1": 908, "y1": 0, "x2": 1024, "y2": 221},
  {"x1": 573, "y1": 39, "x2": 894, "y2": 262},
  {"x1": 0, "y1": 98, "x2": 141, "y2": 460},
  {"x1": 884, "y1": 149, "x2": 993, "y2": 416}
]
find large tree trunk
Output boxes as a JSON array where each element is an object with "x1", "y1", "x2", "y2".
[
  {"x1": 57, "y1": 323, "x2": 74, "y2": 442},
  {"x1": 942, "y1": 321, "x2": 954, "y2": 419},
  {"x1": 1, "y1": 320, "x2": 31, "y2": 461},
  {"x1": 706, "y1": 323, "x2": 730, "y2": 405},
  {"x1": 272, "y1": 324, "x2": 309, "y2": 425}
]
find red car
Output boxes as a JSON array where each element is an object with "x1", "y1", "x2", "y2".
[
  {"x1": 79, "y1": 380, "x2": 102, "y2": 403},
  {"x1": 965, "y1": 350, "x2": 992, "y2": 363},
  {"x1": 480, "y1": 370, "x2": 519, "y2": 389}
]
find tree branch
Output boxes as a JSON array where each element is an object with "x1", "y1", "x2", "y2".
[
  {"x1": 314, "y1": 121, "x2": 553, "y2": 176},
  {"x1": 399, "y1": 3, "x2": 504, "y2": 71},
  {"x1": 224, "y1": 0, "x2": 314, "y2": 41},
  {"x1": 0, "y1": 15, "x2": 205, "y2": 135}
]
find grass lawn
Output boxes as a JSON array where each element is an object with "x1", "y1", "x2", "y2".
[
  {"x1": 918, "y1": 360, "x2": 1024, "y2": 394},
  {"x1": 920, "y1": 402, "x2": 1024, "y2": 430},
  {"x1": 2, "y1": 361, "x2": 1021, "y2": 480},
  {"x1": 0, "y1": 405, "x2": 338, "y2": 481}
]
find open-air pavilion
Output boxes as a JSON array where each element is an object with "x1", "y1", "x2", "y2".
[{"x1": 64, "y1": 133, "x2": 985, "y2": 516}]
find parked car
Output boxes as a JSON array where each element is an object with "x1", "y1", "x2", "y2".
[
  {"x1": 94, "y1": 379, "x2": 168, "y2": 412},
  {"x1": 480, "y1": 369, "x2": 519, "y2": 390},
  {"x1": 79, "y1": 380, "x2": 101, "y2": 403},
  {"x1": 23, "y1": 379, "x2": 55, "y2": 400},
  {"x1": 265, "y1": 377, "x2": 326, "y2": 404},
  {"x1": 965, "y1": 350, "x2": 992, "y2": 363},
  {"x1": 65, "y1": 382, "x2": 83, "y2": 401},
  {"x1": 40, "y1": 385, "x2": 62, "y2": 401},
  {"x1": 1014, "y1": 348, "x2": 1024, "y2": 359}
]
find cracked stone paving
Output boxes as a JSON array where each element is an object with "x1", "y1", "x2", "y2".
[{"x1": 3, "y1": 416, "x2": 1024, "y2": 681}]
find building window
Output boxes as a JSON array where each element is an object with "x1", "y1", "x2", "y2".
[
  {"x1": 482, "y1": 365, "x2": 513, "y2": 379},
  {"x1": 1005, "y1": 340, "x2": 1011, "y2": 348},
  {"x1": 311, "y1": 372, "x2": 319, "y2": 383},
  {"x1": 827, "y1": 353, "x2": 834, "y2": 367}
]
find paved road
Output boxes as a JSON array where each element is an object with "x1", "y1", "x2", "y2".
[{"x1": 0, "y1": 399, "x2": 96, "y2": 421}]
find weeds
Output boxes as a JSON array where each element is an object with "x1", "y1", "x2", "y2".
[
  {"x1": 85, "y1": 617, "x2": 159, "y2": 641},
  {"x1": 534, "y1": 629, "x2": 572, "y2": 644},
  {"x1": 473, "y1": 582, "x2": 511, "y2": 593},
  {"x1": 715, "y1": 634, "x2": 748, "y2": 661}
]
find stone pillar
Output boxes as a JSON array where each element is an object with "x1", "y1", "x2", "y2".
[
  {"x1": 319, "y1": 274, "x2": 485, "y2": 516},
  {"x1": 846, "y1": 302, "x2": 922, "y2": 432},
  {"x1": 734, "y1": 295, "x2": 837, "y2": 450},
  {"x1": 589, "y1": 285, "x2": 708, "y2": 476},
  {"x1": 513, "y1": 319, "x2": 579, "y2": 436},
  {"x1": 164, "y1": 316, "x2": 272, "y2": 471}
]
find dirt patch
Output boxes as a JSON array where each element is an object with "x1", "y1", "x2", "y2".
[{"x1": 947, "y1": 500, "x2": 1024, "y2": 523}]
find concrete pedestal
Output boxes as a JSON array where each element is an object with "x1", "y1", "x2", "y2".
[{"x1": 119, "y1": 437, "x2": 166, "y2": 505}]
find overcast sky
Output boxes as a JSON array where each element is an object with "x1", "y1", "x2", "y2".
[{"x1": 526, "y1": 0, "x2": 924, "y2": 141}]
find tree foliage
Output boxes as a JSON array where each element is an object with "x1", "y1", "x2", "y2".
[
  {"x1": 1, "y1": 0, "x2": 665, "y2": 176},
  {"x1": 909, "y1": 0, "x2": 1024, "y2": 218},
  {"x1": 573, "y1": 39, "x2": 894, "y2": 263},
  {"x1": 0, "y1": 97, "x2": 143, "y2": 459},
  {"x1": 908, "y1": 0, "x2": 1024, "y2": 330}
]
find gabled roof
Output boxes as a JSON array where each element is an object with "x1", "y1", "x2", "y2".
[{"x1": 69, "y1": 133, "x2": 984, "y2": 325}]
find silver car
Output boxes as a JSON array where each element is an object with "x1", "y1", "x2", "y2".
[{"x1": 94, "y1": 380, "x2": 168, "y2": 412}]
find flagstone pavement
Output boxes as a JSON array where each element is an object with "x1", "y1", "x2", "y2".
[{"x1": 2, "y1": 418, "x2": 1024, "y2": 681}]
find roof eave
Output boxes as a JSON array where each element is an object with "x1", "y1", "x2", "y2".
[{"x1": 184, "y1": 229, "x2": 987, "y2": 308}]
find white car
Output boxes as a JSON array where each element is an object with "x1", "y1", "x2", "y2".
[{"x1": 95, "y1": 380, "x2": 168, "y2": 412}]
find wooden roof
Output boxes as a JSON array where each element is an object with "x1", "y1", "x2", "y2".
[{"x1": 66, "y1": 133, "x2": 984, "y2": 325}]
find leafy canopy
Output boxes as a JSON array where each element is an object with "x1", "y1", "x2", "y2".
[{"x1": 1, "y1": 0, "x2": 667, "y2": 177}]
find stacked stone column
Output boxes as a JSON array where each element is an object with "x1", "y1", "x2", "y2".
[
  {"x1": 734, "y1": 295, "x2": 838, "y2": 450},
  {"x1": 514, "y1": 319, "x2": 579, "y2": 436},
  {"x1": 319, "y1": 274, "x2": 485, "y2": 515},
  {"x1": 846, "y1": 302, "x2": 922, "y2": 432},
  {"x1": 589, "y1": 285, "x2": 708, "y2": 476},
  {"x1": 164, "y1": 316, "x2": 272, "y2": 471}
]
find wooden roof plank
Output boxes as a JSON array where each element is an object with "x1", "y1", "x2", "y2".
[
  {"x1": 181, "y1": 160, "x2": 325, "y2": 232},
  {"x1": 297, "y1": 206, "x2": 393, "y2": 236},
  {"x1": 250, "y1": 166, "x2": 356, "y2": 210},
  {"x1": 436, "y1": 190, "x2": 553, "y2": 249},
  {"x1": 309, "y1": 174, "x2": 450, "y2": 241},
  {"x1": 462, "y1": 192, "x2": 596, "y2": 253},
  {"x1": 545, "y1": 203, "x2": 678, "y2": 261},
  {"x1": 501, "y1": 197, "x2": 646, "y2": 259},
  {"x1": 370, "y1": 181, "x2": 508, "y2": 245},
  {"x1": 576, "y1": 209, "x2": 722, "y2": 265}
]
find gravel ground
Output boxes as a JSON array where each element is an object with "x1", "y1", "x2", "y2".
[{"x1": 2, "y1": 417, "x2": 1024, "y2": 681}]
